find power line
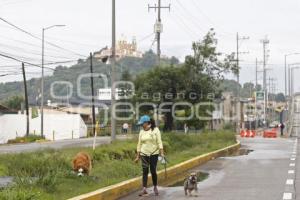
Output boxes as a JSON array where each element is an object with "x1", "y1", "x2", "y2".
[
  {"x1": 137, "y1": 33, "x2": 155, "y2": 43},
  {"x1": 0, "y1": 42, "x2": 77, "y2": 60},
  {"x1": 170, "y1": 12, "x2": 200, "y2": 39},
  {"x1": 0, "y1": 34, "x2": 82, "y2": 56},
  {"x1": 190, "y1": 0, "x2": 234, "y2": 36},
  {"x1": 175, "y1": 0, "x2": 205, "y2": 32},
  {"x1": 0, "y1": 17, "x2": 87, "y2": 58},
  {"x1": 0, "y1": 52, "x2": 55, "y2": 70}
]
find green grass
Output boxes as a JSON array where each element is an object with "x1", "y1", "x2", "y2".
[
  {"x1": 7, "y1": 135, "x2": 45, "y2": 144},
  {"x1": 0, "y1": 130, "x2": 236, "y2": 200}
]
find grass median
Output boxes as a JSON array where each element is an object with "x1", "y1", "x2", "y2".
[{"x1": 0, "y1": 130, "x2": 236, "y2": 200}]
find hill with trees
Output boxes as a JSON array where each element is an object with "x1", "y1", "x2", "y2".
[{"x1": 0, "y1": 50, "x2": 178, "y2": 105}]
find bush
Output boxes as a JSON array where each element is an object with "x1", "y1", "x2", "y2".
[
  {"x1": 7, "y1": 135, "x2": 44, "y2": 144},
  {"x1": 223, "y1": 123, "x2": 234, "y2": 131}
]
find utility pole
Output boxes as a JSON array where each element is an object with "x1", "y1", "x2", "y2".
[
  {"x1": 22, "y1": 63, "x2": 29, "y2": 137},
  {"x1": 235, "y1": 32, "x2": 249, "y2": 132},
  {"x1": 41, "y1": 28, "x2": 45, "y2": 137},
  {"x1": 261, "y1": 37, "x2": 270, "y2": 126},
  {"x1": 148, "y1": 0, "x2": 171, "y2": 66},
  {"x1": 111, "y1": 0, "x2": 117, "y2": 141},
  {"x1": 285, "y1": 53, "x2": 300, "y2": 96},
  {"x1": 89, "y1": 53, "x2": 96, "y2": 138},
  {"x1": 255, "y1": 58, "x2": 258, "y2": 89}
]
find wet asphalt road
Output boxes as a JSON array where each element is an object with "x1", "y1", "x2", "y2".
[
  {"x1": 121, "y1": 137, "x2": 297, "y2": 200},
  {"x1": 121, "y1": 96, "x2": 300, "y2": 200}
]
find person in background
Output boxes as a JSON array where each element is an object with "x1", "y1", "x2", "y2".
[
  {"x1": 135, "y1": 115, "x2": 164, "y2": 196},
  {"x1": 122, "y1": 122, "x2": 129, "y2": 134},
  {"x1": 184, "y1": 123, "x2": 189, "y2": 134}
]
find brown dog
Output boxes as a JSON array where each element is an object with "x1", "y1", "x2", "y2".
[{"x1": 72, "y1": 152, "x2": 92, "y2": 176}]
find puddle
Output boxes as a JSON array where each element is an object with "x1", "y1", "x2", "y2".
[
  {"x1": 229, "y1": 149, "x2": 253, "y2": 157},
  {"x1": 168, "y1": 172, "x2": 209, "y2": 187},
  {"x1": 0, "y1": 176, "x2": 13, "y2": 188},
  {"x1": 166, "y1": 148, "x2": 252, "y2": 188}
]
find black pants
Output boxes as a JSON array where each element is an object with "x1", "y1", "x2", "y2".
[{"x1": 141, "y1": 154, "x2": 158, "y2": 187}]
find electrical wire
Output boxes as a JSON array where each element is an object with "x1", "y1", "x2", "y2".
[
  {"x1": 174, "y1": 0, "x2": 234, "y2": 39},
  {"x1": 190, "y1": 0, "x2": 235, "y2": 37},
  {"x1": 0, "y1": 42, "x2": 77, "y2": 60},
  {"x1": 174, "y1": 0, "x2": 207, "y2": 32},
  {"x1": 170, "y1": 12, "x2": 200, "y2": 39},
  {"x1": 0, "y1": 34, "x2": 80, "y2": 56},
  {"x1": 0, "y1": 51, "x2": 55, "y2": 70},
  {"x1": 0, "y1": 17, "x2": 87, "y2": 58},
  {"x1": 138, "y1": 33, "x2": 155, "y2": 43}
]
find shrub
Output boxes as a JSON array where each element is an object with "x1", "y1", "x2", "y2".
[{"x1": 7, "y1": 135, "x2": 44, "y2": 144}]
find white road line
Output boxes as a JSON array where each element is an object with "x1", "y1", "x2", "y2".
[
  {"x1": 286, "y1": 179, "x2": 294, "y2": 185},
  {"x1": 290, "y1": 163, "x2": 296, "y2": 167},
  {"x1": 288, "y1": 170, "x2": 295, "y2": 174},
  {"x1": 291, "y1": 158, "x2": 296, "y2": 161},
  {"x1": 283, "y1": 192, "x2": 293, "y2": 200}
]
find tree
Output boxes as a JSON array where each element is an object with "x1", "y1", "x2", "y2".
[
  {"x1": 134, "y1": 66, "x2": 184, "y2": 131},
  {"x1": 181, "y1": 29, "x2": 237, "y2": 129},
  {"x1": 134, "y1": 30, "x2": 237, "y2": 131},
  {"x1": 2, "y1": 95, "x2": 24, "y2": 110},
  {"x1": 241, "y1": 82, "x2": 255, "y2": 98}
]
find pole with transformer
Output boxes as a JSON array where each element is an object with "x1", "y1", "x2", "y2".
[
  {"x1": 148, "y1": 0, "x2": 171, "y2": 66},
  {"x1": 235, "y1": 33, "x2": 249, "y2": 133},
  {"x1": 261, "y1": 37, "x2": 269, "y2": 127}
]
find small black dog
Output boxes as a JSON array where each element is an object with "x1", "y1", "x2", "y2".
[{"x1": 183, "y1": 172, "x2": 198, "y2": 196}]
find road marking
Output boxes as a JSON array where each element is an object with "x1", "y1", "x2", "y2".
[
  {"x1": 286, "y1": 179, "x2": 294, "y2": 185},
  {"x1": 288, "y1": 170, "x2": 295, "y2": 174},
  {"x1": 292, "y1": 151, "x2": 297, "y2": 154},
  {"x1": 283, "y1": 192, "x2": 293, "y2": 200},
  {"x1": 290, "y1": 163, "x2": 295, "y2": 167},
  {"x1": 291, "y1": 158, "x2": 296, "y2": 161}
]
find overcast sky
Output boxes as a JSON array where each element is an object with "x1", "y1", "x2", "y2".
[{"x1": 0, "y1": 0, "x2": 300, "y2": 93}]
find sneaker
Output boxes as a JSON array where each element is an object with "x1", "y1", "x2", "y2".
[
  {"x1": 138, "y1": 188, "x2": 148, "y2": 196},
  {"x1": 154, "y1": 186, "x2": 159, "y2": 196}
]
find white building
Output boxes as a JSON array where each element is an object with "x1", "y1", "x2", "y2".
[{"x1": 0, "y1": 112, "x2": 87, "y2": 144}]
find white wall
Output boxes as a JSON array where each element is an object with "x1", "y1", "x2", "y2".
[
  {"x1": 0, "y1": 113, "x2": 87, "y2": 144},
  {"x1": 0, "y1": 114, "x2": 27, "y2": 144}
]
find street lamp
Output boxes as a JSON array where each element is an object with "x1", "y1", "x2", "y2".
[
  {"x1": 290, "y1": 66, "x2": 300, "y2": 96},
  {"x1": 285, "y1": 53, "x2": 300, "y2": 96},
  {"x1": 41, "y1": 24, "x2": 65, "y2": 137}
]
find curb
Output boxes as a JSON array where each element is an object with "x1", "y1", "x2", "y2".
[{"x1": 68, "y1": 141, "x2": 241, "y2": 200}]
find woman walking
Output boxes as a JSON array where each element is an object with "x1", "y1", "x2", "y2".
[{"x1": 135, "y1": 115, "x2": 164, "y2": 196}]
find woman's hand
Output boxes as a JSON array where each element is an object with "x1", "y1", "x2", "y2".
[
  {"x1": 160, "y1": 149, "x2": 165, "y2": 157},
  {"x1": 134, "y1": 154, "x2": 140, "y2": 163}
]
